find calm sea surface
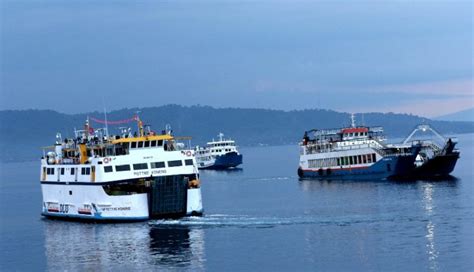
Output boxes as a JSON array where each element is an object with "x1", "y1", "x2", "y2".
[{"x1": 1, "y1": 134, "x2": 473, "y2": 271}]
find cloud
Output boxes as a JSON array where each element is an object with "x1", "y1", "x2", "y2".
[
  {"x1": 349, "y1": 96, "x2": 474, "y2": 118},
  {"x1": 372, "y1": 79, "x2": 473, "y2": 97}
]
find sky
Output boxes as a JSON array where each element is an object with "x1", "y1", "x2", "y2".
[{"x1": 1, "y1": 0, "x2": 473, "y2": 117}]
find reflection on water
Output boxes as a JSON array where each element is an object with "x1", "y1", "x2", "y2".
[
  {"x1": 149, "y1": 226, "x2": 205, "y2": 269},
  {"x1": 298, "y1": 179, "x2": 387, "y2": 192},
  {"x1": 421, "y1": 183, "x2": 439, "y2": 271},
  {"x1": 43, "y1": 221, "x2": 205, "y2": 270}
]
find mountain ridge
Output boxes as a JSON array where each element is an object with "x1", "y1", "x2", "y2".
[{"x1": 1, "y1": 105, "x2": 473, "y2": 162}]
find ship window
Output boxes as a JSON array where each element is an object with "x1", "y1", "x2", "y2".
[
  {"x1": 86, "y1": 168, "x2": 91, "y2": 175},
  {"x1": 337, "y1": 158, "x2": 340, "y2": 166},
  {"x1": 150, "y1": 140, "x2": 157, "y2": 147},
  {"x1": 71, "y1": 168, "x2": 75, "y2": 175},
  {"x1": 158, "y1": 140, "x2": 163, "y2": 147},
  {"x1": 104, "y1": 166, "x2": 113, "y2": 173},
  {"x1": 116, "y1": 164, "x2": 131, "y2": 172},
  {"x1": 363, "y1": 155, "x2": 367, "y2": 164},
  {"x1": 185, "y1": 159, "x2": 193, "y2": 166},
  {"x1": 138, "y1": 141, "x2": 144, "y2": 148},
  {"x1": 133, "y1": 163, "x2": 148, "y2": 170},
  {"x1": 168, "y1": 160, "x2": 183, "y2": 167},
  {"x1": 353, "y1": 156, "x2": 358, "y2": 164},
  {"x1": 131, "y1": 142, "x2": 137, "y2": 148},
  {"x1": 358, "y1": 155, "x2": 362, "y2": 164},
  {"x1": 151, "y1": 161, "x2": 165, "y2": 168},
  {"x1": 61, "y1": 168, "x2": 65, "y2": 175},
  {"x1": 367, "y1": 154, "x2": 372, "y2": 163},
  {"x1": 144, "y1": 141, "x2": 150, "y2": 148},
  {"x1": 349, "y1": 156, "x2": 353, "y2": 165},
  {"x1": 372, "y1": 154, "x2": 377, "y2": 163},
  {"x1": 46, "y1": 168, "x2": 50, "y2": 175}
]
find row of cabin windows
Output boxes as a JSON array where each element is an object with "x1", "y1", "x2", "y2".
[
  {"x1": 45, "y1": 167, "x2": 90, "y2": 175},
  {"x1": 212, "y1": 143, "x2": 234, "y2": 147},
  {"x1": 344, "y1": 132, "x2": 368, "y2": 137},
  {"x1": 308, "y1": 158, "x2": 338, "y2": 169},
  {"x1": 105, "y1": 159, "x2": 194, "y2": 173},
  {"x1": 211, "y1": 149, "x2": 232, "y2": 153},
  {"x1": 308, "y1": 153, "x2": 377, "y2": 169},
  {"x1": 130, "y1": 140, "x2": 163, "y2": 149},
  {"x1": 337, "y1": 153, "x2": 377, "y2": 166}
]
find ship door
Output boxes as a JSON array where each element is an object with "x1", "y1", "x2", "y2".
[
  {"x1": 91, "y1": 166, "x2": 96, "y2": 182},
  {"x1": 42, "y1": 167, "x2": 46, "y2": 181},
  {"x1": 148, "y1": 175, "x2": 188, "y2": 218}
]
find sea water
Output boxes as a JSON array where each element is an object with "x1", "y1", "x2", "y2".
[{"x1": 1, "y1": 134, "x2": 473, "y2": 271}]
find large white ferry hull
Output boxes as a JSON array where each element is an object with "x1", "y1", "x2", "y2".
[{"x1": 41, "y1": 184, "x2": 203, "y2": 221}]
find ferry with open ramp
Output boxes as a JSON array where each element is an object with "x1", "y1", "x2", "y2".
[{"x1": 297, "y1": 115, "x2": 420, "y2": 180}]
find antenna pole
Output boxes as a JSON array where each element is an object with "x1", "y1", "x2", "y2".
[{"x1": 104, "y1": 107, "x2": 109, "y2": 138}]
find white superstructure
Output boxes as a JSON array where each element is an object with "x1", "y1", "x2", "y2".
[{"x1": 40, "y1": 116, "x2": 203, "y2": 221}]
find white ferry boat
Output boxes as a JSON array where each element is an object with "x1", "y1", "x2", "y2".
[
  {"x1": 40, "y1": 116, "x2": 203, "y2": 221},
  {"x1": 194, "y1": 133, "x2": 243, "y2": 169},
  {"x1": 298, "y1": 115, "x2": 420, "y2": 180}
]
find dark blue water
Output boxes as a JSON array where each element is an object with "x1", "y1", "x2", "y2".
[{"x1": 1, "y1": 134, "x2": 473, "y2": 271}]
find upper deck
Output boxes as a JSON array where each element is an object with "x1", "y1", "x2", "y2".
[{"x1": 40, "y1": 116, "x2": 198, "y2": 183}]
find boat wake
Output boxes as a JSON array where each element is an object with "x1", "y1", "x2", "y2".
[{"x1": 148, "y1": 213, "x2": 400, "y2": 229}]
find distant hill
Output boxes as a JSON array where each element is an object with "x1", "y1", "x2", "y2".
[
  {"x1": 1, "y1": 105, "x2": 473, "y2": 162},
  {"x1": 435, "y1": 108, "x2": 474, "y2": 122}
]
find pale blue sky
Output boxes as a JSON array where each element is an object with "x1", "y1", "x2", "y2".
[{"x1": 1, "y1": 0, "x2": 472, "y2": 117}]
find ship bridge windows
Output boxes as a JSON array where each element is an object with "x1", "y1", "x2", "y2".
[
  {"x1": 164, "y1": 140, "x2": 176, "y2": 151},
  {"x1": 168, "y1": 160, "x2": 183, "y2": 167},
  {"x1": 116, "y1": 164, "x2": 131, "y2": 172},
  {"x1": 185, "y1": 159, "x2": 193, "y2": 166},
  {"x1": 130, "y1": 140, "x2": 163, "y2": 150},
  {"x1": 133, "y1": 163, "x2": 148, "y2": 170},
  {"x1": 114, "y1": 143, "x2": 129, "y2": 156},
  {"x1": 104, "y1": 166, "x2": 113, "y2": 173}
]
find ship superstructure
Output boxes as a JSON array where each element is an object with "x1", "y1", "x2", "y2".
[
  {"x1": 298, "y1": 115, "x2": 419, "y2": 180},
  {"x1": 194, "y1": 133, "x2": 243, "y2": 169},
  {"x1": 40, "y1": 116, "x2": 203, "y2": 221}
]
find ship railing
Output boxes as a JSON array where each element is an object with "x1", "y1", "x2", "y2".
[{"x1": 304, "y1": 142, "x2": 383, "y2": 155}]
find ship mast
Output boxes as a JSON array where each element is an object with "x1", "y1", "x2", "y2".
[{"x1": 351, "y1": 113, "x2": 356, "y2": 128}]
